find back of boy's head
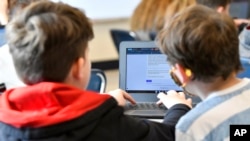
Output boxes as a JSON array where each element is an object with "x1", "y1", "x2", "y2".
[
  {"x1": 6, "y1": 1, "x2": 94, "y2": 85},
  {"x1": 196, "y1": 0, "x2": 231, "y2": 9},
  {"x1": 157, "y1": 5, "x2": 242, "y2": 82}
]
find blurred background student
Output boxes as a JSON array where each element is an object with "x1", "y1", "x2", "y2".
[
  {"x1": 196, "y1": 0, "x2": 250, "y2": 33},
  {"x1": 130, "y1": 0, "x2": 173, "y2": 40},
  {"x1": 196, "y1": 0, "x2": 250, "y2": 65},
  {"x1": 130, "y1": 0, "x2": 196, "y2": 41},
  {"x1": 165, "y1": 0, "x2": 196, "y2": 25}
]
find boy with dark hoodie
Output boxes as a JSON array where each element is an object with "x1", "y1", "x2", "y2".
[{"x1": 0, "y1": 1, "x2": 191, "y2": 141}]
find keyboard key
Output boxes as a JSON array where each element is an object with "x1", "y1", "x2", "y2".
[{"x1": 125, "y1": 102, "x2": 167, "y2": 110}]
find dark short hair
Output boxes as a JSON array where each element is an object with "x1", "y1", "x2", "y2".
[
  {"x1": 196, "y1": 0, "x2": 231, "y2": 9},
  {"x1": 157, "y1": 5, "x2": 242, "y2": 82},
  {"x1": 6, "y1": 1, "x2": 94, "y2": 84}
]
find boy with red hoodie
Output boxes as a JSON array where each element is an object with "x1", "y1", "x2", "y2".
[{"x1": 0, "y1": 1, "x2": 191, "y2": 141}]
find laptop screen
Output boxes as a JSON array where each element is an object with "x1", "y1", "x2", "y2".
[{"x1": 124, "y1": 47, "x2": 182, "y2": 94}]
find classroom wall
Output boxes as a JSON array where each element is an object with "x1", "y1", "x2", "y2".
[
  {"x1": 57, "y1": 0, "x2": 140, "y2": 20},
  {"x1": 89, "y1": 19, "x2": 130, "y2": 62},
  {"x1": 52, "y1": 0, "x2": 140, "y2": 63}
]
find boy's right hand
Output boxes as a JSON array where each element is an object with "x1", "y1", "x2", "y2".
[
  {"x1": 157, "y1": 90, "x2": 192, "y2": 109},
  {"x1": 107, "y1": 89, "x2": 136, "y2": 106},
  {"x1": 234, "y1": 19, "x2": 250, "y2": 27}
]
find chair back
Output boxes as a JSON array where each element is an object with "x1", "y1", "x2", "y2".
[
  {"x1": 110, "y1": 29, "x2": 136, "y2": 52},
  {"x1": 238, "y1": 57, "x2": 250, "y2": 78},
  {"x1": 87, "y1": 69, "x2": 107, "y2": 93},
  {"x1": 0, "y1": 26, "x2": 6, "y2": 47},
  {"x1": 149, "y1": 32, "x2": 157, "y2": 40}
]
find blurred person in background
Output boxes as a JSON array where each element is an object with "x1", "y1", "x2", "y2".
[
  {"x1": 196, "y1": 0, "x2": 250, "y2": 33},
  {"x1": 164, "y1": 0, "x2": 196, "y2": 26},
  {"x1": 130, "y1": 0, "x2": 173, "y2": 40}
]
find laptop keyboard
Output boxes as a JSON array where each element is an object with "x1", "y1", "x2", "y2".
[{"x1": 124, "y1": 102, "x2": 167, "y2": 110}]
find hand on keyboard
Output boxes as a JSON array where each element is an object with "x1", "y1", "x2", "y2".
[
  {"x1": 157, "y1": 90, "x2": 192, "y2": 109},
  {"x1": 107, "y1": 89, "x2": 136, "y2": 106}
]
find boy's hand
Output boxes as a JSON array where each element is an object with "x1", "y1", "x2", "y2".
[
  {"x1": 107, "y1": 89, "x2": 136, "y2": 106},
  {"x1": 157, "y1": 90, "x2": 192, "y2": 109},
  {"x1": 234, "y1": 19, "x2": 250, "y2": 27}
]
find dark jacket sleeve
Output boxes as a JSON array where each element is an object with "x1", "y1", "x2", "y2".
[
  {"x1": 163, "y1": 104, "x2": 191, "y2": 125},
  {"x1": 116, "y1": 104, "x2": 191, "y2": 141}
]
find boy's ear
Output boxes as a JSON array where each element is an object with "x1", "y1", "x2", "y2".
[
  {"x1": 173, "y1": 63, "x2": 192, "y2": 85},
  {"x1": 216, "y1": 6, "x2": 225, "y2": 14},
  {"x1": 72, "y1": 57, "x2": 84, "y2": 80}
]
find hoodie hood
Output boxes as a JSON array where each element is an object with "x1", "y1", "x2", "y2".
[{"x1": 0, "y1": 82, "x2": 111, "y2": 128}]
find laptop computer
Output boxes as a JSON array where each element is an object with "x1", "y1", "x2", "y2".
[{"x1": 119, "y1": 41, "x2": 183, "y2": 119}]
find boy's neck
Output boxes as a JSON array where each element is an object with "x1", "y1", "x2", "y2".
[{"x1": 191, "y1": 73, "x2": 242, "y2": 99}]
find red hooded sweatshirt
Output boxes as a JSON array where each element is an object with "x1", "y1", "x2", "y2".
[{"x1": 0, "y1": 82, "x2": 111, "y2": 128}]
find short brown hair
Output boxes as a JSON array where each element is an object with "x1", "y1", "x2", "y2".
[
  {"x1": 6, "y1": 1, "x2": 94, "y2": 84},
  {"x1": 157, "y1": 5, "x2": 241, "y2": 82},
  {"x1": 196, "y1": 0, "x2": 231, "y2": 9}
]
